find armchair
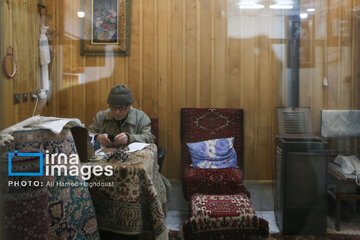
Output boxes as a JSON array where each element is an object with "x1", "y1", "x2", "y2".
[{"x1": 181, "y1": 108, "x2": 245, "y2": 200}]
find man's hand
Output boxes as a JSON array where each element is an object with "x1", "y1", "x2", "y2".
[
  {"x1": 96, "y1": 134, "x2": 113, "y2": 147},
  {"x1": 114, "y1": 133, "x2": 128, "y2": 146}
]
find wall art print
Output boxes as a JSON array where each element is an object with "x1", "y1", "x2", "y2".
[{"x1": 81, "y1": 0, "x2": 131, "y2": 56}]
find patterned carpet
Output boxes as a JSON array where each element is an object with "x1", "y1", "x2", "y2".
[
  {"x1": 168, "y1": 231, "x2": 360, "y2": 240},
  {"x1": 269, "y1": 233, "x2": 360, "y2": 240},
  {"x1": 168, "y1": 231, "x2": 182, "y2": 240}
]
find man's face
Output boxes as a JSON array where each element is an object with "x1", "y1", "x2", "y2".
[{"x1": 109, "y1": 104, "x2": 130, "y2": 120}]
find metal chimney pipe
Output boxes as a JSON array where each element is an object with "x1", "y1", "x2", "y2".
[{"x1": 287, "y1": 2, "x2": 301, "y2": 108}]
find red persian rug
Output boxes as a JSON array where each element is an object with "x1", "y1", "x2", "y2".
[{"x1": 269, "y1": 233, "x2": 360, "y2": 240}]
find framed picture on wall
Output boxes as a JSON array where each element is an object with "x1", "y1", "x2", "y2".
[
  {"x1": 80, "y1": 0, "x2": 131, "y2": 56},
  {"x1": 326, "y1": 6, "x2": 351, "y2": 47},
  {"x1": 286, "y1": 16, "x2": 314, "y2": 68},
  {"x1": 298, "y1": 19, "x2": 314, "y2": 68},
  {"x1": 327, "y1": 18, "x2": 351, "y2": 47}
]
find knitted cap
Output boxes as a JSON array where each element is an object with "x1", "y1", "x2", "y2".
[{"x1": 107, "y1": 84, "x2": 134, "y2": 106}]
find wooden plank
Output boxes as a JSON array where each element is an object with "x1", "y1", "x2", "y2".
[
  {"x1": 142, "y1": 0, "x2": 155, "y2": 116},
  {"x1": 321, "y1": 0, "x2": 329, "y2": 110},
  {"x1": 299, "y1": 1, "x2": 314, "y2": 109},
  {"x1": 28, "y1": 0, "x2": 40, "y2": 117},
  {"x1": 51, "y1": 0, "x2": 61, "y2": 118},
  {"x1": 339, "y1": 0, "x2": 352, "y2": 109},
  {"x1": 18, "y1": 0, "x2": 29, "y2": 121},
  {"x1": 196, "y1": 0, "x2": 201, "y2": 106},
  {"x1": 41, "y1": 0, "x2": 51, "y2": 118},
  {"x1": 326, "y1": 0, "x2": 341, "y2": 109},
  {"x1": 20, "y1": 1, "x2": 29, "y2": 95},
  {"x1": 128, "y1": 0, "x2": 141, "y2": 109},
  {"x1": 98, "y1": 56, "x2": 109, "y2": 111},
  {"x1": 12, "y1": 0, "x2": 20, "y2": 123},
  {"x1": 241, "y1": 16, "x2": 257, "y2": 179},
  {"x1": 157, "y1": 0, "x2": 170, "y2": 177},
  {"x1": 306, "y1": 11, "x2": 317, "y2": 129},
  {"x1": 153, "y1": 0, "x2": 158, "y2": 117},
  {"x1": 210, "y1": 0, "x2": 215, "y2": 106},
  {"x1": 0, "y1": 0, "x2": 7, "y2": 129},
  {"x1": 311, "y1": 0, "x2": 326, "y2": 134},
  {"x1": 71, "y1": 0, "x2": 85, "y2": 122},
  {"x1": 255, "y1": 27, "x2": 271, "y2": 180},
  {"x1": 228, "y1": 0, "x2": 242, "y2": 109},
  {"x1": 12, "y1": 0, "x2": 20, "y2": 94},
  {"x1": 184, "y1": 0, "x2": 198, "y2": 107},
  {"x1": 228, "y1": 38, "x2": 241, "y2": 108},
  {"x1": 199, "y1": 0, "x2": 212, "y2": 107},
  {"x1": 85, "y1": 57, "x2": 100, "y2": 126},
  {"x1": 213, "y1": 0, "x2": 227, "y2": 107},
  {"x1": 113, "y1": 58, "x2": 126, "y2": 85},
  {"x1": 312, "y1": 43, "x2": 324, "y2": 135},
  {"x1": 352, "y1": 0, "x2": 360, "y2": 109},
  {"x1": 169, "y1": 0, "x2": 184, "y2": 179},
  {"x1": 268, "y1": 11, "x2": 284, "y2": 180},
  {"x1": 58, "y1": 0, "x2": 72, "y2": 118},
  {"x1": 27, "y1": 0, "x2": 37, "y2": 119},
  {"x1": 8, "y1": 0, "x2": 14, "y2": 124}
]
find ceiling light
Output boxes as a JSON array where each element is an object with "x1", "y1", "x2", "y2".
[
  {"x1": 269, "y1": 4, "x2": 294, "y2": 9},
  {"x1": 238, "y1": 3, "x2": 265, "y2": 9},
  {"x1": 307, "y1": 8, "x2": 316, "y2": 12},
  {"x1": 77, "y1": 11, "x2": 85, "y2": 18},
  {"x1": 300, "y1": 12, "x2": 308, "y2": 19}
]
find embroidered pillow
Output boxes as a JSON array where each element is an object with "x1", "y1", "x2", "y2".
[{"x1": 187, "y1": 137, "x2": 237, "y2": 169}]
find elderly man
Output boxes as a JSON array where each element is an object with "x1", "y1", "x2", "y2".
[{"x1": 88, "y1": 84, "x2": 155, "y2": 147}]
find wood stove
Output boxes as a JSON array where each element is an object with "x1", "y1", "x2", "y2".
[{"x1": 275, "y1": 107, "x2": 328, "y2": 235}]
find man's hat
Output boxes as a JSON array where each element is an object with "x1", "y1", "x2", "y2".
[{"x1": 107, "y1": 84, "x2": 134, "y2": 106}]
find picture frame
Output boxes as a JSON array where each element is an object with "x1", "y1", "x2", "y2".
[
  {"x1": 327, "y1": 18, "x2": 351, "y2": 47},
  {"x1": 80, "y1": 0, "x2": 131, "y2": 56},
  {"x1": 286, "y1": 16, "x2": 314, "y2": 68},
  {"x1": 298, "y1": 18, "x2": 314, "y2": 68},
  {"x1": 326, "y1": 5, "x2": 352, "y2": 47}
]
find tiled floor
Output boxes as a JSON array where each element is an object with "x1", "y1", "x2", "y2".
[{"x1": 166, "y1": 180, "x2": 360, "y2": 235}]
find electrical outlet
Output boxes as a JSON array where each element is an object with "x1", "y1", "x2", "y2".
[
  {"x1": 14, "y1": 93, "x2": 21, "y2": 104},
  {"x1": 323, "y1": 78, "x2": 328, "y2": 87},
  {"x1": 22, "y1": 93, "x2": 28, "y2": 102}
]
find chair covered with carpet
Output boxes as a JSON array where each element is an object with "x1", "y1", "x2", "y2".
[
  {"x1": 181, "y1": 108, "x2": 245, "y2": 200},
  {"x1": 181, "y1": 192, "x2": 269, "y2": 240}
]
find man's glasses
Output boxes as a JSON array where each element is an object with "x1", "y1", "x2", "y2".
[{"x1": 109, "y1": 104, "x2": 128, "y2": 111}]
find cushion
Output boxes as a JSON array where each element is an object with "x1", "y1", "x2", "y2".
[
  {"x1": 187, "y1": 137, "x2": 237, "y2": 169},
  {"x1": 181, "y1": 193, "x2": 269, "y2": 240},
  {"x1": 185, "y1": 168, "x2": 246, "y2": 198}
]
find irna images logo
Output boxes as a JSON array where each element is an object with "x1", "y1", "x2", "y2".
[
  {"x1": 8, "y1": 151, "x2": 43, "y2": 176},
  {"x1": 8, "y1": 150, "x2": 113, "y2": 180}
]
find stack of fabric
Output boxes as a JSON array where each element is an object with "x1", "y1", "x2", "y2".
[
  {"x1": 0, "y1": 116, "x2": 100, "y2": 240},
  {"x1": 12, "y1": 128, "x2": 100, "y2": 240},
  {"x1": 1, "y1": 151, "x2": 49, "y2": 240}
]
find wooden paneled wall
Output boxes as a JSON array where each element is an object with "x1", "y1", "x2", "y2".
[
  {"x1": 0, "y1": 0, "x2": 41, "y2": 129},
  {"x1": 1, "y1": 0, "x2": 360, "y2": 180},
  {"x1": 299, "y1": 0, "x2": 360, "y2": 134}
]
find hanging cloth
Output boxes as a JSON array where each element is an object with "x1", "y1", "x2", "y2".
[{"x1": 39, "y1": 25, "x2": 51, "y2": 93}]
